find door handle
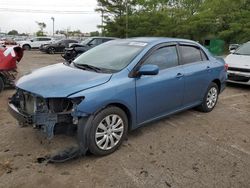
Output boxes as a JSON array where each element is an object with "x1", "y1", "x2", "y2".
[{"x1": 176, "y1": 73, "x2": 184, "y2": 78}]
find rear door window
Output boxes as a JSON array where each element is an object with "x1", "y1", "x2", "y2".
[{"x1": 180, "y1": 45, "x2": 203, "y2": 64}]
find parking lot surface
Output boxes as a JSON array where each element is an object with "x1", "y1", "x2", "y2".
[{"x1": 0, "y1": 51, "x2": 250, "y2": 188}]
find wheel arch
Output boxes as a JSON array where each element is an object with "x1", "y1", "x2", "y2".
[
  {"x1": 98, "y1": 102, "x2": 133, "y2": 131},
  {"x1": 212, "y1": 79, "x2": 221, "y2": 92},
  {"x1": 22, "y1": 44, "x2": 31, "y2": 49}
]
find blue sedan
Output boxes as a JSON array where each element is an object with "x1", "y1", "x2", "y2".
[{"x1": 9, "y1": 37, "x2": 227, "y2": 156}]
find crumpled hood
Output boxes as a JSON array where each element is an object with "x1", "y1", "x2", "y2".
[
  {"x1": 16, "y1": 63, "x2": 112, "y2": 98},
  {"x1": 225, "y1": 54, "x2": 250, "y2": 69}
]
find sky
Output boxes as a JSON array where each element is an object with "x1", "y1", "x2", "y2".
[{"x1": 0, "y1": 0, "x2": 101, "y2": 35}]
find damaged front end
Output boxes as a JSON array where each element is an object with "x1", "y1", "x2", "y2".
[
  {"x1": 8, "y1": 89, "x2": 85, "y2": 139},
  {"x1": 8, "y1": 89, "x2": 91, "y2": 162}
]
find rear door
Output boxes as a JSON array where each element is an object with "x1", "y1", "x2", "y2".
[
  {"x1": 178, "y1": 44, "x2": 211, "y2": 106},
  {"x1": 136, "y1": 44, "x2": 185, "y2": 125},
  {"x1": 35, "y1": 38, "x2": 52, "y2": 48}
]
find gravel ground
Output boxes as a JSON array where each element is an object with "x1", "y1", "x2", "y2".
[{"x1": 0, "y1": 51, "x2": 250, "y2": 188}]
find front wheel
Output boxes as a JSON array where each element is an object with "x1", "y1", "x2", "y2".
[
  {"x1": 197, "y1": 82, "x2": 219, "y2": 112},
  {"x1": 88, "y1": 106, "x2": 128, "y2": 156}
]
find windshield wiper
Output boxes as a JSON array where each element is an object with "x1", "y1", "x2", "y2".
[{"x1": 73, "y1": 63, "x2": 101, "y2": 72}]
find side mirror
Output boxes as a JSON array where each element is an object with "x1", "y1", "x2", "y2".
[
  {"x1": 230, "y1": 49, "x2": 236, "y2": 54},
  {"x1": 138, "y1": 64, "x2": 159, "y2": 76}
]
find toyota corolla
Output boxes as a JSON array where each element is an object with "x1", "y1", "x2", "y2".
[{"x1": 9, "y1": 38, "x2": 227, "y2": 156}]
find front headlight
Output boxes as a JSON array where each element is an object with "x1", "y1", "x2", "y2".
[{"x1": 48, "y1": 98, "x2": 73, "y2": 113}]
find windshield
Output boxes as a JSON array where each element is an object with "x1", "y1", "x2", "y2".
[
  {"x1": 73, "y1": 41, "x2": 147, "y2": 72},
  {"x1": 55, "y1": 40, "x2": 64, "y2": 44},
  {"x1": 234, "y1": 42, "x2": 250, "y2": 55},
  {"x1": 80, "y1": 38, "x2": 92, "y2": 45}
]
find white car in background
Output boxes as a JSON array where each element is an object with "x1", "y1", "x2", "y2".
[
  {"x1": 225, "y1": 42, "x2": 250, "y2": 85},
  {"x1": 17, "y1": 37, "x2": 54, "y2": 50}
]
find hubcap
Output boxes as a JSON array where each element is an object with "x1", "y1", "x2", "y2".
[
  {"x1": 95, "y1": 114, "x2": 124, "y2": 150},
  {"x1": 50, "y1": 48, "x2": 55, "y2": 54},
  {"x1": 206, "y1": 87, "x2": 218, "y2": 109}
]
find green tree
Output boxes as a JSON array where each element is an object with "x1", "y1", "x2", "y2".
[
  {"x1": 7, "y1": 30, "x2": 18, "y2": 35},
  {"x1": 36, "y1": 22, "x2": 46, "y2": 36},
  {"x1": 96, "y1": 0, "x2": 250, "y2": 44}
]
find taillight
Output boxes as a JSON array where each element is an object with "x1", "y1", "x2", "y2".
[{"x1": 224, "y1": 63, "x2": 228, "y2": 71}]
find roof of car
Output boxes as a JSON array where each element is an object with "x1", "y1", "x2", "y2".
[{"x1": 128, "y1": 37, "x2": 197, "y2": 44}]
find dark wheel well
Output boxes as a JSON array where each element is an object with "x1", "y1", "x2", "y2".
[
  {"x1": 22, "y1": 44, "x2": 31, "y2": 50},
  {"x1": 0, "y1": 75, "x2": 5, "y2": 92},
  {"x1": 0, "y1": 73, "x2": 5, "y2": 83},
  {"x1": 212, "y1": 79, "x2": 221, "y2": 93},
  {"x1": 106, "y1": 103, "x2": 132, "y2": 131}
]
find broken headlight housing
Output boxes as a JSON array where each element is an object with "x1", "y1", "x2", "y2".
[{"x1": 48, "y1": 98, "x2": 73, "y2": 113}]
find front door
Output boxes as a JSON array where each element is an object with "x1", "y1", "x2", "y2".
[{"x1": 136, "y1": 45, "x2": 184, "y2": 125}]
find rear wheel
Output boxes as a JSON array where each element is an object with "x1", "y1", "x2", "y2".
[
  {"x1": 0, "y1": 77, "x2": 4, "y2": 93},
  {"x1": 88, "y1": 106, "x2": 128, "y2": 156},
  {"x1": 48, "y1": 47, "x2": 56, "y2": 54},
  {"x1": 198, "y1": 82, "x2": 219, "y2": 112},
  {"x1": 22, "y1": 44, "x2": 31, "y2": 50}
]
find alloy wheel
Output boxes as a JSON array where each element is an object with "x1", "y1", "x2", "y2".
[
  {"x1": 95, "y1": 114, "x2": 124, "y2": 150},
  {"x1": 206, "y1": 87, "x2": 218, "y2": 109}
]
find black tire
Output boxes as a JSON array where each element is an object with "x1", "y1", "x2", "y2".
[
  {"x1": 0, "y1": 77, "x2": 4, "y2": 93},
  {"x1": 197, "y1": 82, "x2": 219, "y2": 112},
  {"x1": 48, "y1": 47, "x2": 56, "y2": 54},
  {"x1": 88, "y1": 106, "x2": 128, "y2": 156},
  {"x1": 22, "y1": 44, "x2": 31, "y2": 50}
]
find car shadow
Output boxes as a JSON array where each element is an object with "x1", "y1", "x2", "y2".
[{"x1": 226, "y1": 82, "x2": 250, "y2": 90}]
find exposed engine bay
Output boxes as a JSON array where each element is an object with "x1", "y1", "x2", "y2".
[
  {"x1": 9, "y1": 89, "x2": 77, "y2": 138},
  {"x1": 8, "y1": 89, "x2": 90, "y2": 162}
]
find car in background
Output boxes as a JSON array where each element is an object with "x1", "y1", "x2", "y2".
[
  {"x1": 225, "y1": 42, "x2": 250, "y2": 85},
  {"x1": 17, "y1": 37, "x2": 54, "y2": 50},
  {"x1": 229, "y1": 43, "x2": 240, "y2": 53},
  {"x1": 62, "y1": 37, "x2": 116, "y2": 61},
  {"x1": 39, "y1": 39, "x2": 79, "y2": 54},
  {"x1": 0, "y1": 38, "x2": 17, "y2": 46},
  {"x1": 9, "y1": 37, "x2": 227, "y2": 157}
]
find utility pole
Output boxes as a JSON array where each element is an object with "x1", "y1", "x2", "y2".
[
  {"x1": 126, "y1": 0, "x2": 128, "y2": 38},
  {"x1": 51, "y1": 17, "x2": 55, "y2": 36},
  {"x1": 101, "y1": 10, "x2": 104, "y2": 36}
]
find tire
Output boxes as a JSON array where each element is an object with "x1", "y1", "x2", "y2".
[
  {"x1": 0, "y1": 77, "x2": 4, "y2": 93},
  {"x1": 88, "y1": 106, "x2": 128, "y2": 156},
  {"x1": 22, "y1": 44, "x2": 31, "y2": 50},
  {"x1": 197, "y1": 82, "x2": 219, "y2": 112},
  {"x1": 48, "y1": 47, "x2": 56, "y2": 54}
]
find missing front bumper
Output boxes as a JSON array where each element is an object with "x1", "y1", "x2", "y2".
[{"x1": 8, "y1": 102, "x2": 72, "y2": 139}]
